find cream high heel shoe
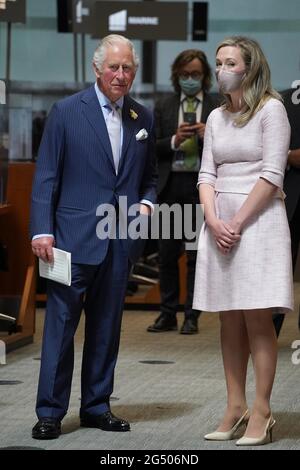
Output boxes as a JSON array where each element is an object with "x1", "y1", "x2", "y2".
[
  {"x1": 204, "y1": 409, "x2": 249, "y2": 441},
  {"x1": 236, "y1": 415, "x2": 276, "y2": 446}
]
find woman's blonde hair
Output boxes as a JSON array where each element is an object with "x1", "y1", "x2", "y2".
[{"x1": 216, "y1": 36, "x2": 281, "y2": 126}]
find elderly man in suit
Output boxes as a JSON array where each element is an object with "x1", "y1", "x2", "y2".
[
  {"x1": 147, "y1": 49, "x2": 218, "y2": 335},
  {"x1": 273, "y1": 87, "x2": 300, "y2": 336},
  {"x1": 30, "y1": 34, "x2": 157, "y2": 439}
]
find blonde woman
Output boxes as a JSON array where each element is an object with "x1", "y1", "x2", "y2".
[{"x1": 193, "y1": 36, "x2": 293, "y2": 446}]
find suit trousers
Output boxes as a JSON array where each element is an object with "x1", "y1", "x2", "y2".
[
  {"x1": 289, "y1": 199, "x2": 300, "y2": 271},
  {"x1": 36, "y1": 239, "x2": 130, "y2": 420},
  {"x1": 158, "y1": 172, "x2": 200, "y2": 319}
]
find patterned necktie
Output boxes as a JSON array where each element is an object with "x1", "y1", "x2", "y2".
[
  {"x1": 180, "y1": 97, "x2": 198, "y2": 170},
  {"x1": 106, "y1": 103, "x2": 121, "y2": 174}
]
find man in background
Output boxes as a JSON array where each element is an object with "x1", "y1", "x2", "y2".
[
  {"x1": 147, "y1": 50, "x2": 218, "y2": 335},
  {"x1": 273, "y1": 87, "x2": 300, "y2": 336}
]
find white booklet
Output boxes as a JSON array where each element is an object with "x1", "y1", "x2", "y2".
[{"x1": 39, "y1": 248, "x2": 71, "y2": 286}]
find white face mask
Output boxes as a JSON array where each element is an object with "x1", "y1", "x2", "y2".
[{"x1": 216, "y1": 69, "x2": 245, "y2": 93}]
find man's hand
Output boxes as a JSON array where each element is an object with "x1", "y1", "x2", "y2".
[
  {"x1": 31, "y1": 236, "x2": 55, "y2": 263},
  {"x1": 139, "y1": 203, "x2": 151, "y2": 216},
  {"x1": 288, "y1": 148, "x2": 300, "y2": 168},
  {"x1": 191, "y1": 122, "x2": 206, "y2": 139},
  {"x1": 174, "y1": 123, "x2": 198, "y2": 148}
]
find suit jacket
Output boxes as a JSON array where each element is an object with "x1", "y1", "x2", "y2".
[
  {"x1": 282, "y1": 88, "x2": 300, "y2": 221},
  {"x1": 154, "y1": 92, "x2": 219, "y2": 195},
  {"x1": 30, "y1": 85, "x2": 157, "y2": 264}
]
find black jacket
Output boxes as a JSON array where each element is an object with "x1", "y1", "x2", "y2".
[
  {"x1": 282, "y1": 88, "x2": 300, "y2": 221},
  {"x1": 154, "y1": 92, "x2": 219, "y2": 195}
]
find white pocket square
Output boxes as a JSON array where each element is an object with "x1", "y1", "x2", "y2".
[{"x1": 135, "y1": 128, "x2": 148, "y2": 141}]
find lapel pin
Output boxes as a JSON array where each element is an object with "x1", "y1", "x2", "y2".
[{"x1": 130, "y1": 109, "x2": 138, "y2": 120}]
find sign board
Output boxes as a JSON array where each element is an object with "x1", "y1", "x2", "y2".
[
  {"x1": 0, "y1": 0, "x2": 26, "y2": 23},
  {"x1": 71, "y1": 0, "x2": 93, "y2": 33},
  {"x1": 91, "y1": 1, "x2": 187, "y2": 40},
  {"x1": 70, "y1": 1, "x2": 187, "y2": 41}
]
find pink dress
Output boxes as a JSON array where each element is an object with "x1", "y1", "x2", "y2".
[{"x1": 193, "y1": 98, "x2": 294, "y2": 312}]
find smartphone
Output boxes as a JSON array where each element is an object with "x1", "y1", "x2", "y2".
[{"x1": 183, "y1": 112, "x2": 197, "y2": 126}]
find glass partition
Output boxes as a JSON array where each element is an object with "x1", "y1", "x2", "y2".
[{"x1": 8, "y1": 106, "x2": 32, "y2": 161}]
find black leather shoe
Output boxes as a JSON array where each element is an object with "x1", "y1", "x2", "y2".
[
  {"x1": 147, "y1": 314, "x2": 177, "y2": 332},
  {"x1": 32, "y1": 418, "x2": 61, "y2": 440},
  {"x1": 80, "y1": 411, "x2": 130, "y2": 432},
  {"x1": 180, "y1": 317, "x2": 198, "y2": 335}
]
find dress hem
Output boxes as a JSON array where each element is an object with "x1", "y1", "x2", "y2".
[{"x1": 192, "y1": 304, "x2": 293, "y2": 314}]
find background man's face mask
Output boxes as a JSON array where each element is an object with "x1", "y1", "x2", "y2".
[{"x1": 179, "y1": 77, "x2": 203, "y2": 96}]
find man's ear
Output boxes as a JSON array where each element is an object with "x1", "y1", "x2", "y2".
[{"x1": 93, "y1": 62, "x2": 101, "y2": 79}]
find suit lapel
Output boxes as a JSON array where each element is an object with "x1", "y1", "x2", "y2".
[
  {"x1": 170, "y1": 96, "x2": 180, "y2": 132},
  {"x1": 81, "y1": 86, "x2": 115, "y2": 170},
  {"x1": 118, "y1": 96, "x2": 137, "y2": 172}
]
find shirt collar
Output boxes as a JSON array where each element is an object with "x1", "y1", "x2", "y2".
[
  {"x1": 94, "y1": 82, "x2": 124, "y2": 110},
  {"x1": 180, "y1": 90, "x2": 203, "y2": 104}
]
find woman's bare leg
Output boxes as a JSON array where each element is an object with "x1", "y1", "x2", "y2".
[
  {"x1": 216, "y1": 310, "x2": 250, "y2": 431},
  {"x1": 243, "y1": 309, "x2": 277, "y2": 437}
]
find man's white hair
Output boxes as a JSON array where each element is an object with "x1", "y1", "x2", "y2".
[{"x1": 93, "y1": 34, "x2": 139, "y2": 71}]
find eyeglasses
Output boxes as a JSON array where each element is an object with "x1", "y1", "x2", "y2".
[{"x1": 179, "y1": 72, "x2": 203, "y2": 80}]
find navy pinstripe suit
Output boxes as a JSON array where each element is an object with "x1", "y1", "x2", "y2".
[{"x1": 30, "y1": 85, "x2": 157, "y2": 419}]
